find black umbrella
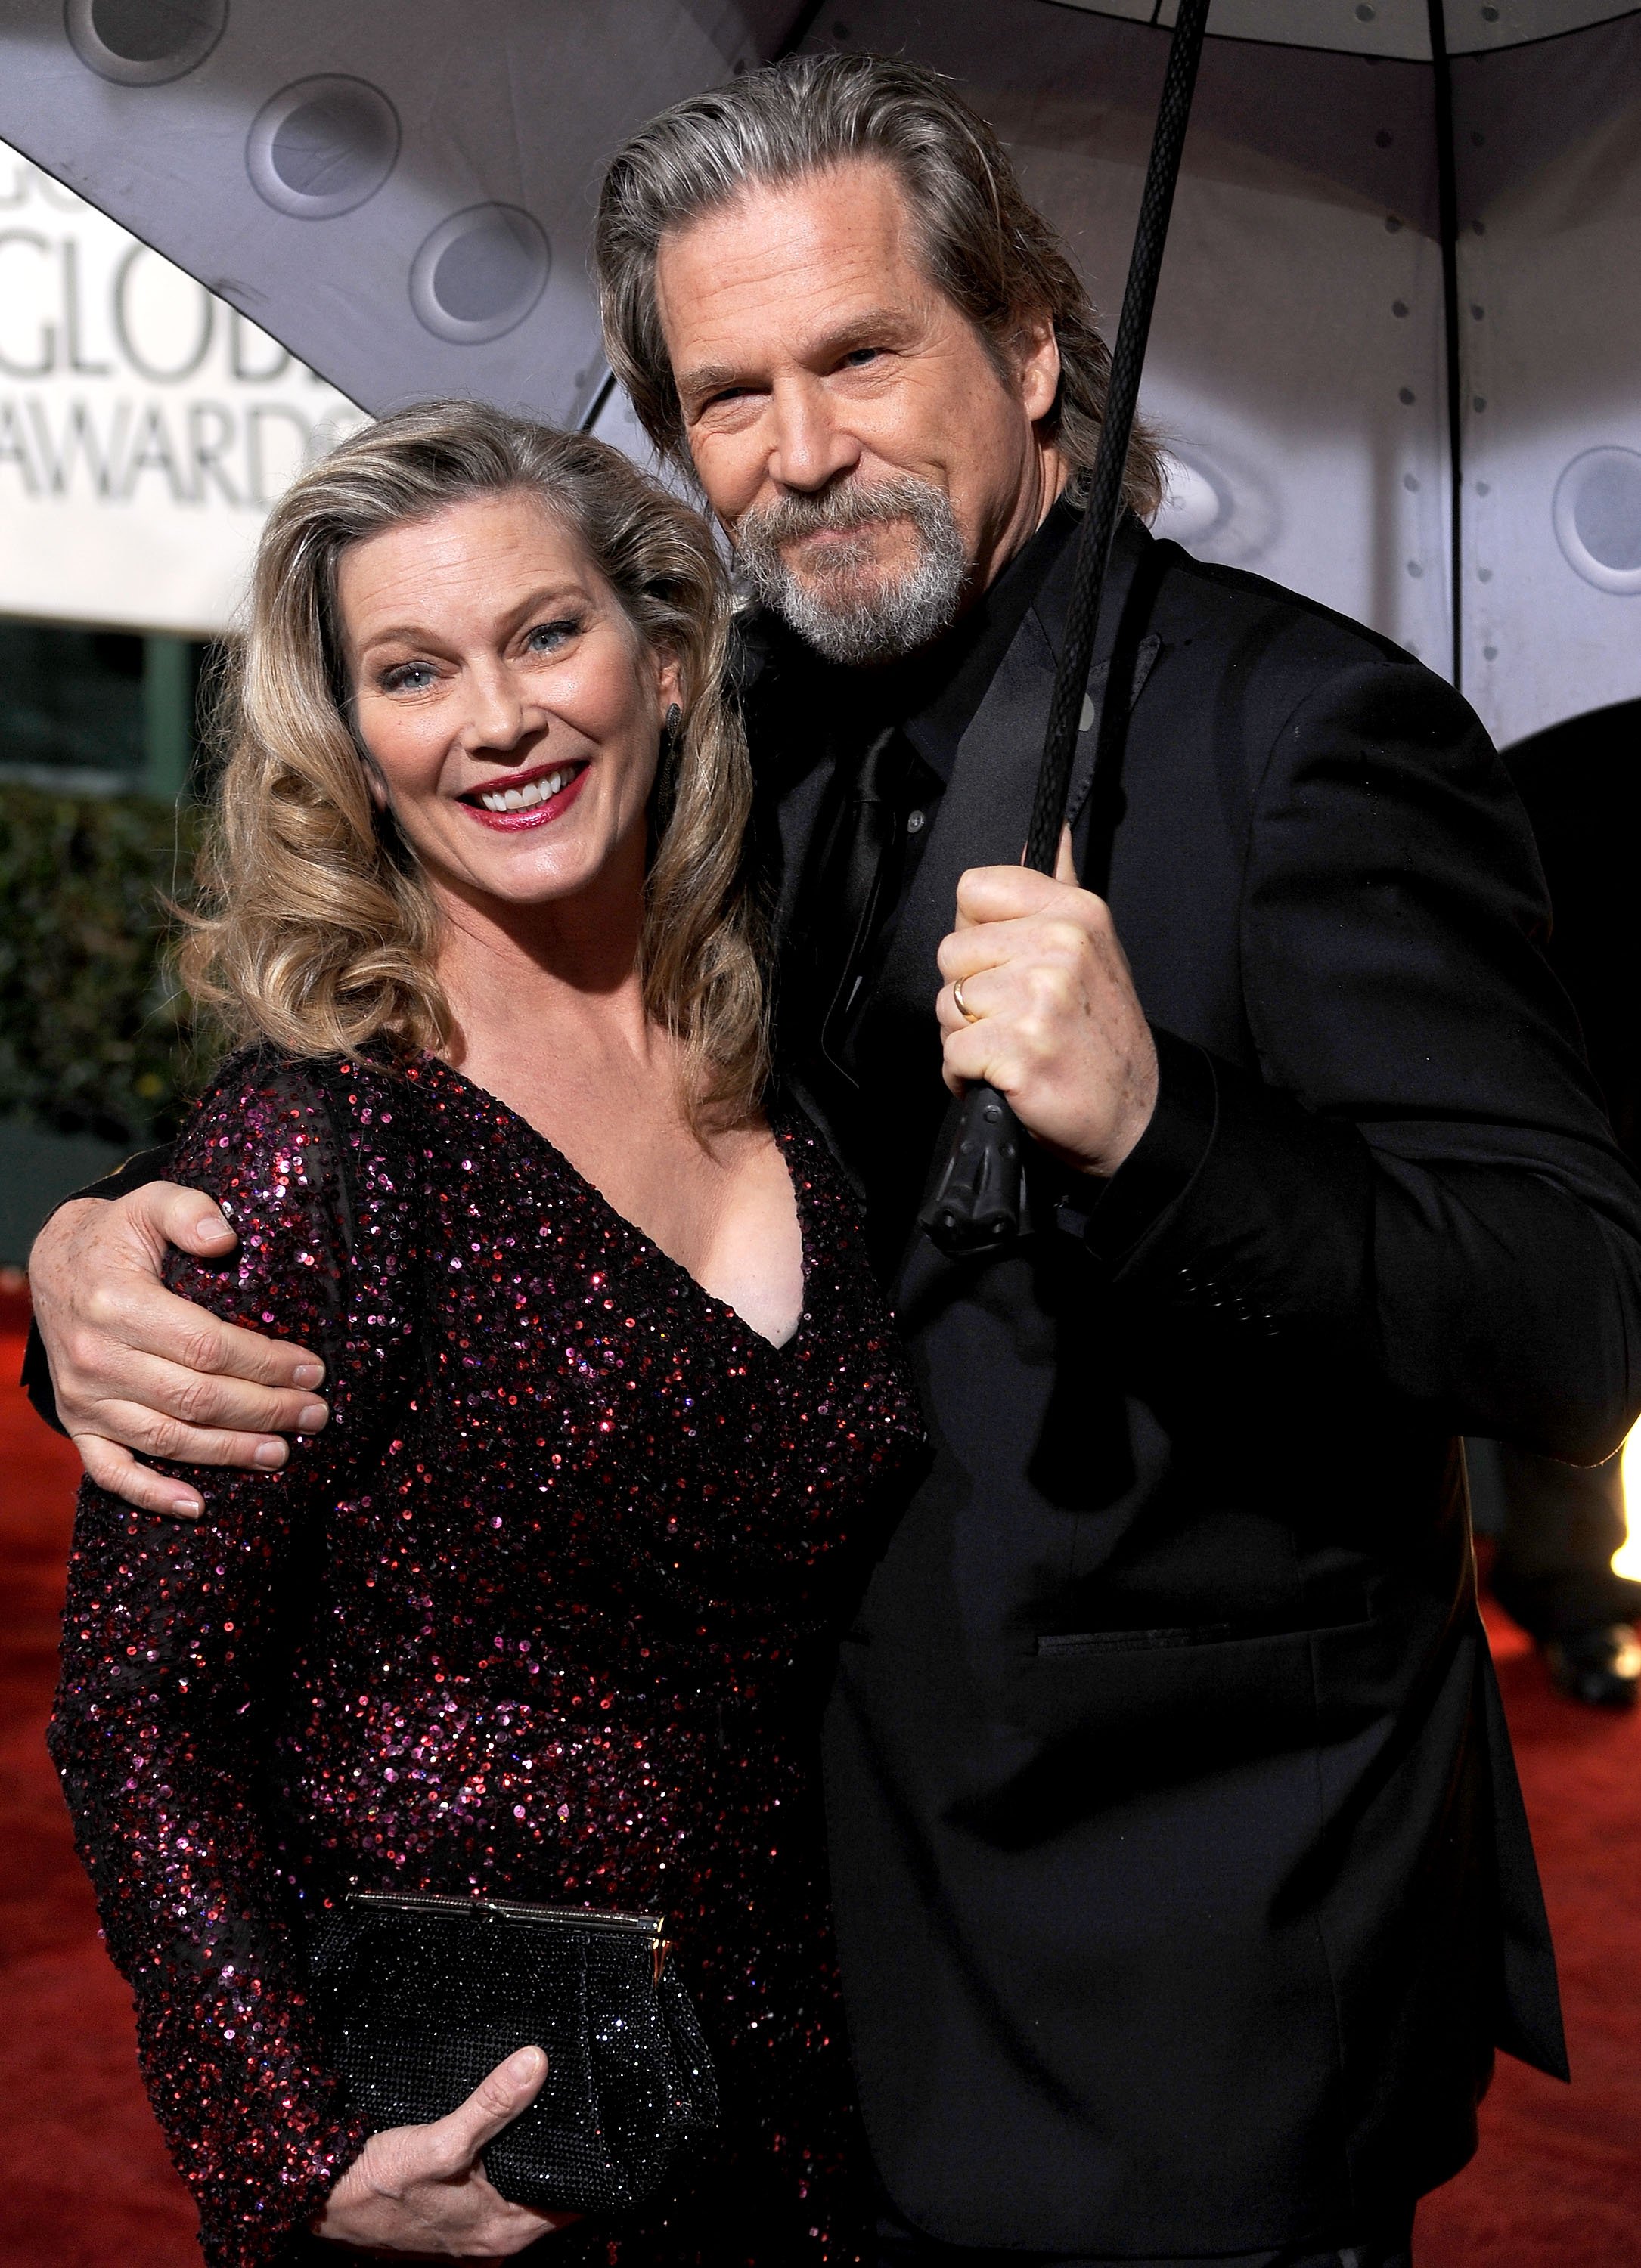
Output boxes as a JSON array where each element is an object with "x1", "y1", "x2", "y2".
[
  {"x1": 3, "y1": 1, "x2": 1636, "y2": 736},
  {"x1": 3, "y1": 0, "x2": 1637, "y2": 1242}
]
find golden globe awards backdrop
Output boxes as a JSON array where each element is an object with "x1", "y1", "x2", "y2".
[{"x1": 0, "y1": 142, "x2": 365, "y2": 635}]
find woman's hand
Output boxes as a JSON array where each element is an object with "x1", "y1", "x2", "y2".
[{"x1": 316, "y1": 2045, "x2": 578, "y2": 2257}]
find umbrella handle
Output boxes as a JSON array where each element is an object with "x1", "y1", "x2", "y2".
[
  {"x1": 917, "y1": 0, "x2": 1211, "y2": 1262},
  {"x1": 920, "y1": 1081, "x2": 1025, "y2": 1259}
]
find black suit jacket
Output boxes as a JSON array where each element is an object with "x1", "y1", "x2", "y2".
[
  {"x1": 752, "y1": 518, "x2": 1641, "y2": 2254},
  {"x1": 1504, "y1": 699, "x2": 1641, "y2": 1170}
]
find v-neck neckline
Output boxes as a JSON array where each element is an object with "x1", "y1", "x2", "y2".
[{"x1": 417, "y1": 1055, "x2": 812, "y2": 1360}]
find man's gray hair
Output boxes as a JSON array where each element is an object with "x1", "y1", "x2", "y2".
[{"x1": 593, "y1": 51, "x2": 1164, "y2": 519}]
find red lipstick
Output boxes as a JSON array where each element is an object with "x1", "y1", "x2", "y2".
[{"x1": 459, "y1": 758, "x2": 589, "y2": 832}]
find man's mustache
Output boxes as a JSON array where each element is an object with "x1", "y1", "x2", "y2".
[{"x1": 734, "y1": 476, "x2": 947, "y2": 566}]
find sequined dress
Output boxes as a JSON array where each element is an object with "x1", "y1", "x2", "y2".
[{"x1": 49, "y1": 1049, "x2": 922, "y2": 2268}]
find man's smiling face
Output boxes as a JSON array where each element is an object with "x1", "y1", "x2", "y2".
[{"x1": 654, "y1": 158, "x2": 1063, "y2": 662}]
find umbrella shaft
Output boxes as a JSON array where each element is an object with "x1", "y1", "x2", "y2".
[
  {"x1": 920, "y1": 0, "x2": 1212, "y2": 1262},
  {"x1": 1024, "y1": 0, "x2": 1212, "y2": 876}
]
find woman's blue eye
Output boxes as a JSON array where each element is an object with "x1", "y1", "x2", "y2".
[
  {"x1": 526, "y1": 616, "x2": 582, "y2": 652},
  {"x1": 383, "y1": 662, "x2": 436, "y2": 692}
]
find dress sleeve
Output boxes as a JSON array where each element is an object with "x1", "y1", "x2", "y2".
[{"x1": 46, "y1": 1052, "x2": 417, "y2": 2268}]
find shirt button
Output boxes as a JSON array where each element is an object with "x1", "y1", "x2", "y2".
[{"x1": 907, "y1": 809, "x2": 926, "y2": 834}]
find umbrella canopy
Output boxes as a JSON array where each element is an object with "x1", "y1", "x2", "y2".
[{"x1": 0, "y1": 0, "x2": 1636, "y2": 748}]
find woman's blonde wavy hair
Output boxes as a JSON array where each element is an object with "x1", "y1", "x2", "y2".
[{"x1": 181, "y1": 400, "x2": 768, "y2": 1126}]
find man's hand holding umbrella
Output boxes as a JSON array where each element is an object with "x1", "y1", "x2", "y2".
[{"x1": 935, "y1": 833, "x2": 1159, "y2": 1181}]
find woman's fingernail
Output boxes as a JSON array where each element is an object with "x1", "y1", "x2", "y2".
[
  {"x1": 507, "y1": 2047, "x2": 544, "y2": 2082},
  {"x1": 292, "y1": 1362, "x2": 325, "y2": 1389},
  {"x1": 171, "y1": 1493, "x2": 203, "y2": 1517},
  {"x1": 296, "y1": 1403, "x2": 328, "y2": 1433},
  {"x1": 253, "y1": 1440, "x2": 288, "y2": 1468}
]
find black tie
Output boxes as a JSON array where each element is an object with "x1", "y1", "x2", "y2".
[{"x1": 805, "y1": 726, "x2": 923, "y2": 1081}]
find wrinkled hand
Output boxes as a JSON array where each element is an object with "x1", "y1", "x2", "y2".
[
  {"x1": 935, "y1": 832, "x2": 1158, "y2": 1178},
  {"x1": 316, "y1": 2045, "x2": 576, "y2": 2258},
  {"x1": 28, "y1": 1184, "x2": 329, "y2": 1518}
]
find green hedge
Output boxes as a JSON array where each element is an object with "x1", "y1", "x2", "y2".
[{"x1": 0, "y1": 782, "x2": 213, "y2": 1145}]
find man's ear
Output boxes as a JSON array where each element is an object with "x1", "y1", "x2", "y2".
[{"x1": 1016, "y1": 311, "x2": 1062, "y2": 426}]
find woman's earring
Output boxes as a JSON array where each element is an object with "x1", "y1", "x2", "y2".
[{"x1": 652, "y1": 704, "x2": 684, "y2": 843}]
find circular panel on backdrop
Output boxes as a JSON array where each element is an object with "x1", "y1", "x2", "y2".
[
  {"x1": 65, "y1": 0, "x2": 228, "y2": 85},
  {"x1": 1553, "y1": 448, "x2": 1641, "y2": 596},
  {"x1": 247, "y1": 76, "x2": 401, "y2": 219},
  {"x1": 408, "y1": 206, "x2": 551, "y2": 345},
  {"x1": 1153, "y1": 452, "x2": 1231, "y2": 547},
  {"x1": 1148, "y1": 441, "x2": 1281, "y2": 569}
]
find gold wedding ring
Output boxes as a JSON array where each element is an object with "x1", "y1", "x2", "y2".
[{"x1": 953, "y1": 976, "x2": 980, "y2": 1024}]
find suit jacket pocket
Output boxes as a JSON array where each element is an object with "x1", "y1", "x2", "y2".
[
  {"x1": 1035, "y1": 1585, "x2": 1371, "y2": 1657},
  {"x1": 1036, "y1": 1624, "x2": 1239, "y2": 1655}
]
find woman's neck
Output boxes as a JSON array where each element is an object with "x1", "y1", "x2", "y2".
[{"x1": 427, "y1": 848, "x2": 679, "y2": 1126}]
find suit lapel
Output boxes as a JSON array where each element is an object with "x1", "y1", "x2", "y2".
[
  {"x1": 871, "y1": 513, "x2": 1155, "y2": 1028},
  {"x1": 1062, "y1": 634, "x2": 1161, "y2": 835},
  {"x1": 872, "y1": 606, "x2": 1058, "y2": 1032}
]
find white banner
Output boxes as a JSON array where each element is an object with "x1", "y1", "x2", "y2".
[{"x1": 0, "y1": 141, "x2": 367, "y2": 636}]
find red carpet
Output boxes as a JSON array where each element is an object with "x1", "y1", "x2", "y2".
[
  {"x1": 0, "y1": 1328, "x2": 199, "y2": 2266},
  {"x1": 2, "y1": 1322, "x2": 1638, "y2": 2265}
]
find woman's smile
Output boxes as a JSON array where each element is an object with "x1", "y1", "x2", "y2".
[{"x1": 460, "y1": 757, "x2": 591, "y2": 830}]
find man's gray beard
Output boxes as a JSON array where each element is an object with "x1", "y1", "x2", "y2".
[{"x1": 734, "y1": 476, "x2": 969, "y2": 665}]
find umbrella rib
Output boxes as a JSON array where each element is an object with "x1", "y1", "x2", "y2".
[
  {"x1": 576, "y1": 368, "x2": 619, "y2": 435},
  {"x1": 1427, "y1": 0, "x2": 1465, "y2": 695}
]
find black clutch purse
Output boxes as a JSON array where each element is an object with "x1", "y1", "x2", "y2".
[{"x1": 305, "y1": 1890, "x2": 720, "y2": 2214}]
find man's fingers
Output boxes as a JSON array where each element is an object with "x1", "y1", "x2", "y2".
[
  {"x1": 76, "y1": 1276, "x2": 327, "y2": 1396},
  {"x1": 132, "y1": 1181, "x2": 240, "y2": 1258},
  {"x1": 938, "y1": 910, "x2": 1094, "y2": 991},
  {"x1": 57, "y1": 1328, "x2": 328, "y2": 1452},
  {"x1": 149, "y1": 1303, "x2": 327, "y2": 1399},
  {"x1": 75, "y1": 1391, "x2": 317, "y2": 1471},
  {"x1": 936, "y1": 968, "x2": 1001, "y2": 1036},
  {"x1": 938, "y1": 913, "x2": 1039, "y2": 984},
  {"x1": 37, "y1": 1185, "x2": 327, "y2": 1408},
  {"x1": 955, "y1": 861, "x2": 1092, "y2": 927},
  {"x1": 433, "y1": 2047, "x2": 549, "y2": 2168},
  {"x1": 73, "y1": 1434, "x2": 204, "y2": 1519}
]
